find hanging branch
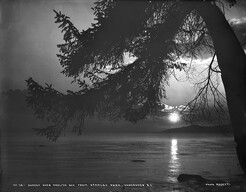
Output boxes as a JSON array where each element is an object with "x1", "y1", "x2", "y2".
[
  {"x1": 26, "y1": 0, "x2": 239, "y2": 141},
  {"x1": 181, "y1": 53, "x2": 229, "y2": 125}
]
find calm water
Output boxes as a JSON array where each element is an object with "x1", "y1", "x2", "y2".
[{"x1": 2, "y1": 133, "x2": 244, "y2": 191}]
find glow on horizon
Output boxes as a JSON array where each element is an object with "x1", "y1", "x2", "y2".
[{"x1": 168, "y1": 112, "x2": 180, "y2": 123}]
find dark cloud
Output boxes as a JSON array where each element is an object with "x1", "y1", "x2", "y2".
[{"x1": 235, "y1": 0, "x2": 246, "y2": 11}]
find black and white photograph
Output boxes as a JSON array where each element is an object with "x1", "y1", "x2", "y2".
[{"x1": 1, "y1": 0, "x2": 246, "y2": 191}]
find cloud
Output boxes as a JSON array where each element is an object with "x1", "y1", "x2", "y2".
[
  {"x1": 230, "y1": 17, "x2": 246, "y2": 25},
  {"x1": 230, "y1": 17, "x2": 246, "y2": 43},
  {"x1": 234, "y1": 0, "x2": 246, "y2": 14},
  {"x1": 160, "y1": 104, "x2": 190, "y2": 113}
]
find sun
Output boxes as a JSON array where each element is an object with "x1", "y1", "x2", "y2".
[{"x1": 168, "y1": 112, "x2": 180, "y2": 123}]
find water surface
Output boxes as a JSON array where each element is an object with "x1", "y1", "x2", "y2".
[{"x1": 2, "y1": 133, "x2": 244, "y2": 191}]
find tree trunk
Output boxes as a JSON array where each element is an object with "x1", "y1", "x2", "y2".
[{"x1": 193, "y1": 2, "x2": 246, "y2": 173}]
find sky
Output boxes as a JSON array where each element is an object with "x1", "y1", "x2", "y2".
[{"x1": 0, "y1": 0, "x2": 246, "y2": 108}]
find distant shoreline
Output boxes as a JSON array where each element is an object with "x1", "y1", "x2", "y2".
[{"x1": 162, "y1": 124, "x2": 233, "y2": 135}]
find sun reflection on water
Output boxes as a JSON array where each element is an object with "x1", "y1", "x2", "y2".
[{"x1": 168, "y1": 139, "x2": 180, "y2": 183}]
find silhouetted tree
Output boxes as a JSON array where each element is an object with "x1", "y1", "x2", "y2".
[{"x1": 26, "y1": 0, "x2": 246, "y2": 173}]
